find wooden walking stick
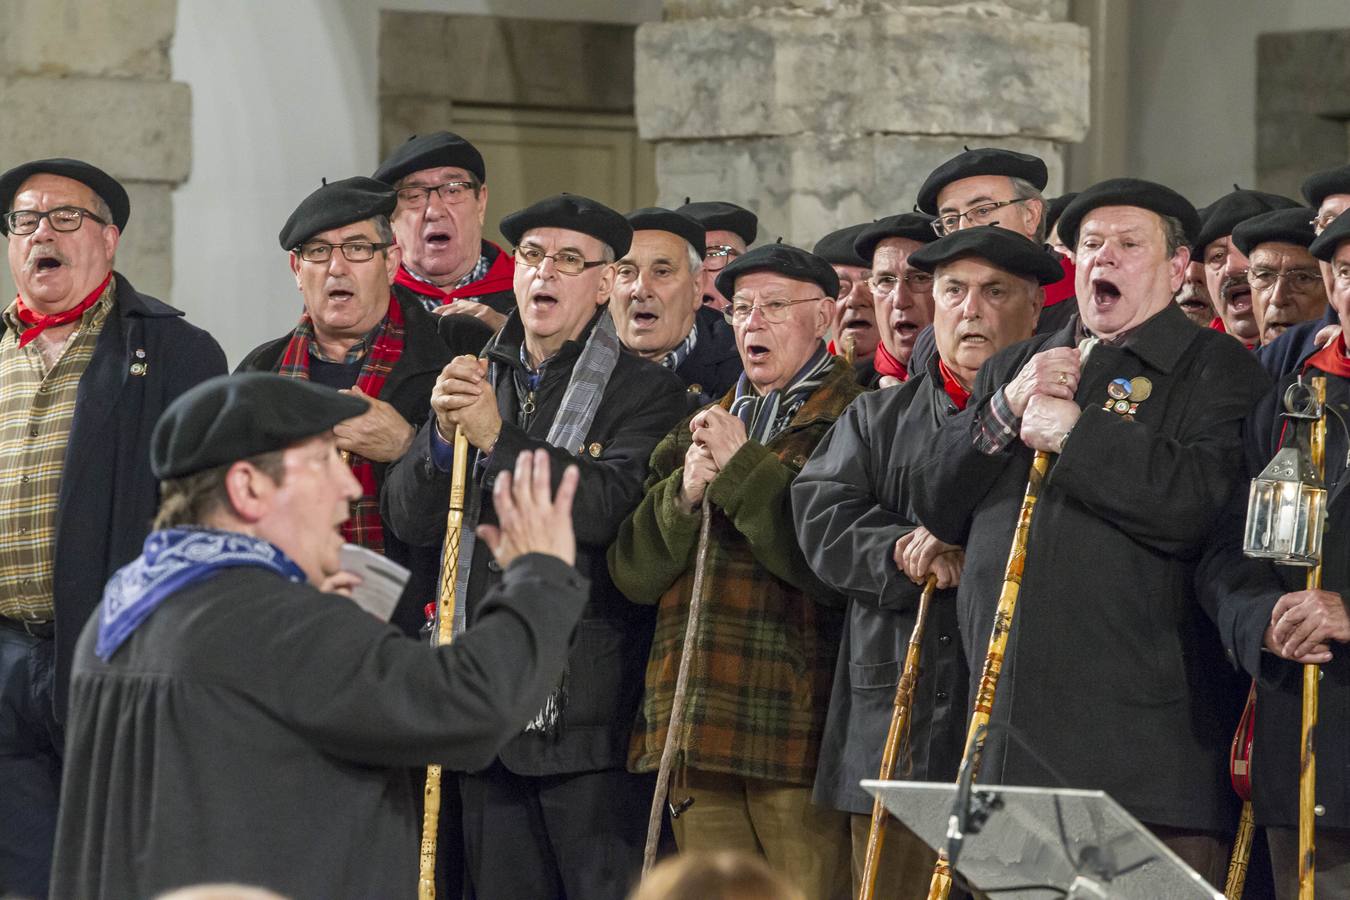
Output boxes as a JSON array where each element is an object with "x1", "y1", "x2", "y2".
[
  {"x1": 927, "y1": 337, "x2": 1096, "y2": 900},
  {"x1": 417, "y1": 427, "x2": 471, "y2": 900},
  {"x1": 1223, "y1": 683, "x2": 1257, "y2": 899},
  {"x1": 1298, "y1": 376, "x2": 1327, "y2": 900},
  {"x1": 642, "y1": 503, "x2": 715, "y2": 875},
  {"x1": 927, "y1": 450, "x2": 1050, "y2": 900},
  {"x1": 858, "y1": 575, "x2": 937, "y2": 900}
]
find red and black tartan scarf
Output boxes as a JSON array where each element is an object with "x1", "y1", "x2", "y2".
[{"x1": 276, "y1": 294, "x2": 405, "y2": 553}]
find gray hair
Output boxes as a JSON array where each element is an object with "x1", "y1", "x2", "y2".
[
  {"x1": 153, "y1": 451, "x2": 286, "y2": 530},
  {"x1": 1009, "y1": 176, "x2": 1047, "y2": 243},
  {"x1": 686, "y1": 243, "x2": 703, "y2": 276},
  {"x1": 1159, "y1": 214, "x2": 1188, "y2": 259},
  {"x1": 372, "y1": 214, "x2": 394, "y2": 247}
]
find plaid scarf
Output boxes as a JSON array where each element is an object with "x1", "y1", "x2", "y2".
[
  {"x1": 450, "y1": 309, "x2": 622, "y2": 736},
  {"x1": 276, "y1": 294, "x2": 405, "y2": 553},
  {"x1": 730, "y1": 341, "x2": 833, "y2": 444},
  {"x1": 661, "y1": 320, "x2": 699, "y2": 371}
]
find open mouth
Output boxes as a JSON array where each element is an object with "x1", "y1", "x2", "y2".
[
  {"x1": 531, "y1": 292, "x2": 559, "y2": 310},
  {"x1": 958, "y1": 331, "x2": 990, "y2": 347},
  {"x1": 840, "y1": 316, "x2": 873, "y2": 334},
  {"x1": 745, "y1": 343, "x2": 771, "y2": 362},
  {"x1": 424, "y1": 230, "x2": 451, "y2": 249},
  {"x1": 327, "y1": 288, "x2": 354, "y2": 302},
  {"x1": 1226, "y1": 285, "x2": 1252, "y2": 314},
  {"x1": 631, "y1": 309, "x2": 660, "y2": 330},
  {"x1": 33, "y1": 257, "x2": 63, "y2": 273},
  {"x1": 1091, "y1": 278, "x2": 1122, "y2": 304},
  {"x1": 1178, "y1": 297, "x2": 1208, "y2": 311}
]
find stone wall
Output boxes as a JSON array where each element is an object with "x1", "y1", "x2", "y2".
[
  {"x1": 636, "y1": 0, "x2": 1090, "y2": 246},
  {"x1": 1256, "y1": 28, "x2": 1350, "y2": 201},
  {"x1": 0, "y1": 1, "x2": 189, "y2": 302}
]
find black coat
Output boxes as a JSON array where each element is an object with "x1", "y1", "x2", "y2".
[
  {"x1": 792, "y1": 357, "x2": 969, "y2": 814},
  {"x1": 675, "y1": 305, "x2": 742, "y2": 407},
  {"x1": 51, "y1": 553, "x2": 589, "y2": 900},
  {"x1": 236, "y1": 297, "x2": 493, "y2": 637},
  {"x1": 0, "y1": 273, "x2": 228, "y2": 720},
  {"x1": 382, "y1": 310, "x2": 687, "y2": 776},
  {"x1": 1206, "y1": 365, "x2": 1350, "y2": 828},
  {"x1": 907, "y1": 304, "x2": 1270, "y2": 830}
]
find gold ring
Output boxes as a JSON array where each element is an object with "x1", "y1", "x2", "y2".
[{"x1": 1057, "y1": 372, "x2": 1068, "y2": 385}]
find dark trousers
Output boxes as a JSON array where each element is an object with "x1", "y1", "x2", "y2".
[
  {"x1": 1267, "y1": 825, "x2": 1350, "y2": 900},
  {"x1": 0, "y1": 629, "x2": 60, "y2": 899},
  {"x1": 460, "y1": 761, "x2": 654, "y2": 900}
]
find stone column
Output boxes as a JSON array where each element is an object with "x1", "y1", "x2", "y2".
[
  {"x1": 636, "y1": 0, "x2": 1090, "y2": 246},
  {"x1": 0, "y1": 1, "x2": 190, "y2": 300}
]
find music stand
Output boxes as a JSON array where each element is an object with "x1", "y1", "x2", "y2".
[{"x1": 863, "y1": 780, "x2": 1224, "y2": 899}]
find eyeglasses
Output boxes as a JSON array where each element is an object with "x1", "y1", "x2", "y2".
[
  {"x1": 514, "y1": 245, "x2": 608, "y2": 276},
  {"x1": 5, "y1": 206, "x2": 108, "y2": 235},
  {"x1": 836, "y1": 276, "x2": 872, "y2": 297},
  {"x1": 1248, "y1": 267, "x2": 1324, "y2": 292},
  {"x1": 932, "y1": 198, "x2": 1027, "y2": 235},
  {"x1": 868, "y1": 271, "x2": 935, "y2": 294},
  {"x1": 1311, "y1": 211, "x2": 1342, "y2": 232},
  {"x1": 395, "y1": 180, "x2": 477, "y2": 208},
  {"x1": 724, "y1": 296, "x2": 825, "y2": 325},
  {"x1": 702, "y1": 245, "x2": 741, "y2": 272},
  {"x1": 295, "y1": 241, "x2": 393, "y2": 263}
]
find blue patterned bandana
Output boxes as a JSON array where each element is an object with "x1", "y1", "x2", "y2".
[{"x1": 96, "y1": 528, "x2": 307, "y2": 661}]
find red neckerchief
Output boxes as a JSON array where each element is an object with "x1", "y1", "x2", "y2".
[
  {"x1": 15, "y1": 272, "x2": 112, "y2": 348},
  {"x1": 1209, "y1": 316, "x2": 1226, "y2": 333},
  {"x1": 937, "y1": 358, "x2": 971, "y2": 410},
  {"x1": 1043, "y1": 253, "x2": 1076, "y2": 307},
  {"x1": 873, "y1": 340, "x2": 908, "y2": 381},
  {"x1": 276, "y1": 294, "x2": 406, "y2": 553},
  {"x1": 1303, "y1": 331, "x2": 1350, "y2": 378},
  {"x1": 393, "y1": 241, "x2": 514, "y2": 305}
]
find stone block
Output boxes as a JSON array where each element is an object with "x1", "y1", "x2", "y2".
[
  {"x1": 0, "y1": 76, "x2": 191, "y2": 185},
  {"x1": 1256, "y1": 29, "x2": 1350, "y2": 198},
  {"x1": 381, "y1": 96, "x2": 457, "y2": 161},
  {"x1": 0, "y1": 0, "x2": 176, "y2": 80},
  {"x1": 0, "y1": 182, "x2": 172, "y2": 311},
  {"x1": 656, "y1": 133, "x2": 1063, "y2": 247},
  {"x1": 663, "y1": 0, "x2": 1069, "y2": 23},
  {"x1": 637, "y1": 13, "x2": 1088, "y2": 142}
]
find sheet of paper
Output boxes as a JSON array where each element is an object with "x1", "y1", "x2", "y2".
[{"x1": 338, "y1": 543, "x2": 410, "y2": 623}]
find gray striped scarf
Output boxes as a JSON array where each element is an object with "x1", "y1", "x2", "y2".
[{"x1": 448, "y1": 309, "x2": 622, "y2": 736}]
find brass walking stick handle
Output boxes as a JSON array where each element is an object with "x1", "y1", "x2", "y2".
[
  {"x1": 859, "y1": 575, "x2": 937, "y2": 900},
  {"x1": 418, "y1": 426, "x2": 471, "y2": 900}
]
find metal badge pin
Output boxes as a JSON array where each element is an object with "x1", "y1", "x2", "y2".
[
  {"x1": 130, "y1": 362, "x2": 147, "y2": 376},
  {"x1": 1129, "y1": 376, "x2": 1152, "y2": 402},
  {"x1": 588, "y1": 442, "x2": 603, "y2": 458},
  {"x1": 134, "y1": 348, "x2": 146, "y2": 359},
  {"x1": 1112, "y1": 399, "x2": 1131, "y2": 415},
  {"x1": 1107, "y1": 378, "x2": 1131, "y2": 401}
]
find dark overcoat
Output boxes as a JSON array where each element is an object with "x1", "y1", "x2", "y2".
[
  {"x1": 0, "y1": 272, "x2": 228, "y2": 720},
  {"x1": 236, "y1": 297, "x2": 492, "y2": 636},
  {"x1": 382, "y1": 309, "x2": 687, "y2": 775},
  {"x1": 792, "y1": 357, "x2": 969, "y2": 814},
  {"x1": 674, "y1": 304, "x2": 742, "y2": 407},
  {"x1": 907, "y1": 304, "x2": 1269, "y2": 831},
  {"x1": 1207, "y1": 361, "x2": 1350, "y2": 829},
  {"x1": 50, "y1": 554, "x2": 588, "y2": 900}
]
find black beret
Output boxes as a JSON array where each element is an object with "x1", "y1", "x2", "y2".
[
  {"x1": 1231, "y1": 207, "x2": 1318, "y2": 257},
  {"x1": 152, "y1": 373, "x2": 368, "y2": 480},
  {"x1": 0, "y1": 157, "x2": 130, "y2": 234},
  {"x1": 1192, "y1": 188, "x2": 1300, "y2": 254},
  {"x1": 916, "y1": 148, "x2": 1048, "y2": 215},
  {"x1": 373, "y1": 131, "x2": 486, "y2": 185},
  {"x1": 907, "y1": 225, "x2": 1064, "y2": 286},
  {"x1": 1044, "y1": 193, "x2": 1079, "y2": 237},
  {"x1": 812, "y1": 223, "x2": 872, "y2": 267},
  {"x1": 676, "y1": 199, "x2": 758, "y2": 245},
  {"x1": 714, "y1": 243, "x2": 840, "y2": 301},
  {"x1": 625, "y1": 207, "x2": 706, "y2": 256},
  {"x1": 277, "y1": 177, "x2": 397, "y2": 250},
  {"x1": 1302, "y1": 164, "x2": 1350, "y2": 208},
  {"x1": 1056, "y1": 178, "x2": 1202, "y2": 250},
  {"x1": 1308, "y1": 211, "x2": 1350, "y2": 262},
  {"x1": 500, "y1": 193, "x2": 632, "y2": 258},
  {"x1": 853, "y1": 213, "x2": 938, "y2": 263}
]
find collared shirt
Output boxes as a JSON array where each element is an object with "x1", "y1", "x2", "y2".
[
  {"x1": 0, "y1": 282, "x2": 114, "y2": 622},
  {"x1": 403, "y1": 252, "x2": 490, "y2": 292},
  {"x1": 307, "y1": 319, "x2": 384, "y2": 365}
]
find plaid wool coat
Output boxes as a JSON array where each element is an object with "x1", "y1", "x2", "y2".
[{"x1": 609, "y1": 357, "x2": 862, "y2": 786}]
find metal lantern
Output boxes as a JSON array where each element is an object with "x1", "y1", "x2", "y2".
[{"x1": 1243, "y1": 379, "x2": 1327, "y2": 566}]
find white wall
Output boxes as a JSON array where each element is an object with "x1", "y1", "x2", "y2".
[
  {"x1": 170, "y1": 0, "x2": 662, "y2": 365},
  {"x1": 1125, "y1": 0, "x2": 1350, "y2": 207}
]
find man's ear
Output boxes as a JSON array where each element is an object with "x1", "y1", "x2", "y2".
[
  {"x1": 222, "y1": 460, "x2": 274, "y2": 523},
  {"x1": 289, "y1": 251, "x2": 304, "y2": 291}
]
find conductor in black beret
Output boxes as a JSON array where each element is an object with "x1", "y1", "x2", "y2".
[
  {"x1": 382, "y1": 193, "x2": 686, "y2": 899},
  {"x1": 50, "y1": 373, "x2": 591, "y2": 899},
  {"x1": 0, "y1": 157, "x2": 227, "y2": 896},
  {"x1": 906, "y1": 179, "x2": 1271, "y2": 886}
]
